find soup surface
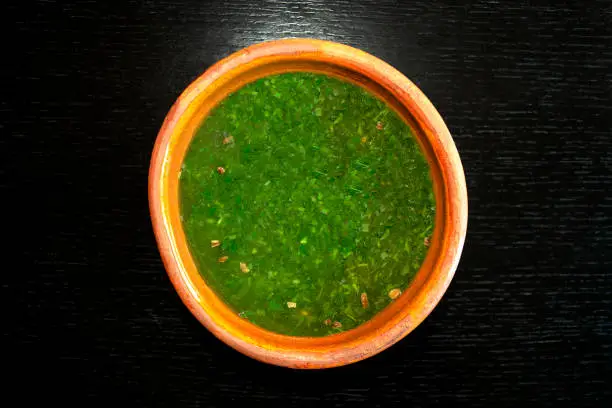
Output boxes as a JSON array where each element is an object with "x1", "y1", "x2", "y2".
[{"x1": 179, "y1": 72, "x2": 435, "y2": 336}]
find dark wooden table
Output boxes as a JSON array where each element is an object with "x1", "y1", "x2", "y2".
[{"x1": 9, "y1": 0, "x2": 611, "y2": 405}]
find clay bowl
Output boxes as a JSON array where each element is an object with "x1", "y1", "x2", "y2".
[{"x1": 149, "y1": 39, "x2": 467, "y2": 369}]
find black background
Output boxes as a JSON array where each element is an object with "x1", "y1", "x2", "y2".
[{"x1": 7, "y1": 0, "x2": 612, "y2": 405}]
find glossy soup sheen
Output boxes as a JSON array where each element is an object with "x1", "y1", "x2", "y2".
[{"x1": 179, "y1": 72, "x2": 435, "y2": 337}]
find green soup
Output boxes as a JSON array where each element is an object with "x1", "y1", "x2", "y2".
[{"x1": 179, "y1": 72, "x2": 435, "y2": 337}]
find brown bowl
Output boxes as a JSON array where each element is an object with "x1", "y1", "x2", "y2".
[{"x1": 149, "y1": 39, "x2": 467, "y2": 369}]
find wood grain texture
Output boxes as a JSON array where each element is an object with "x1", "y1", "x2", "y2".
[{"x1": 7, "y1": 0, "x2": 612, "y2": 405}]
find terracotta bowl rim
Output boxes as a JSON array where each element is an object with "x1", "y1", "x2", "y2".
[{"x1": 149, "y1": 38, "x2": 468, "y2": 369}]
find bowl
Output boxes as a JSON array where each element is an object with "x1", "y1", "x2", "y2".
[{"x1": 149, "y1": 39, "x2": 467, "y2": 368}]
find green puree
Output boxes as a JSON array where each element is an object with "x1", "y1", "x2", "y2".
[{"x1": 179, "y1": 72, "x2": 435, "y2": 337}]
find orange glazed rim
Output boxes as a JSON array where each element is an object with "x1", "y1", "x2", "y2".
[{"x1": 149, "y1": 39, "x2": 468, "y2": 369}]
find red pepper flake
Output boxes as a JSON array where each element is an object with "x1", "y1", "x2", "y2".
[
  {"x1": 216, "y1": 166, "x2": 226, "y2": 175},
  {"x1": 239, "y1": 262, "x2": 250, "y2": 273},
  {"x1": 323, "y1": 319, "x2": 332, "y2": 326},
  {"x1": 211, "y1": 240, "x2": 221, "y2": 248},
  {"x1": 218, "y1": 256, "x2": 229, "y2": 263},
  {"x1": 332, "y1": 321, "x2": 342, "y2": 328},
  {"x1": 360, "y1": 292, "x2": 369, "y2": 309},
  {"x1": 376, "y1": 121, "x2": 384, "y2": 130},
  {"x1": 388, "y1": 288, "x2": 402, "y2": 300},
  {"x1": 222, "y1": 135, "x2": 234, "y2": 145},
  {"x1": 424, "y1": 237, "x2": 431, "y2": 247}
]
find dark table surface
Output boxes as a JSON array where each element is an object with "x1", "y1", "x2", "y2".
[{"x1": 8, "y1": 0, "x2": 612, "y2": 405}]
